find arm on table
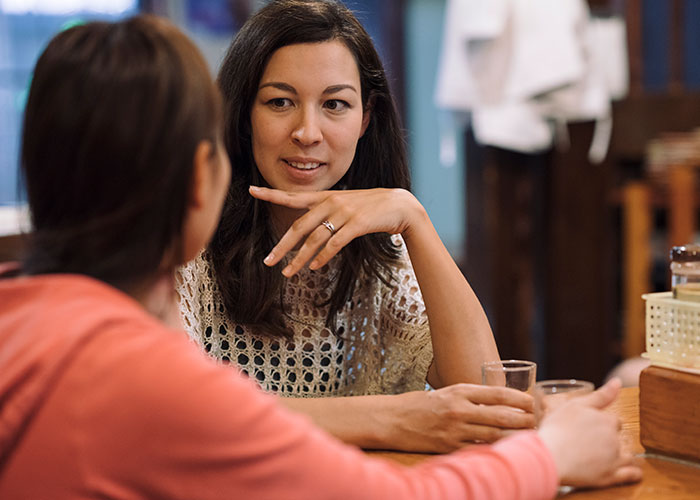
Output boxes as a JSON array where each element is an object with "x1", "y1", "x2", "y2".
[
  {"x1": 85, "y1": 333, "x2": 639, "y2": 499},
  {"x1": 280, "y1": 384, "x2": 535, "y2": 453}
]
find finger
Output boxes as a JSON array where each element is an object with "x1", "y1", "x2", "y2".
[
  {"x1": 281, "y1": 224, "x2": 336, "y2": 277},
  {"x1": 249, "y1": 185, "x2": 319, "y2": 209},
  {"x1": 468, "y1": 405, "x2": 536, "y2": 429},
  {"x1": 264, "y1": 210, "x2": 338, "y2": 267},
  {"x1": 596, "y1": 465, "x2": 643, "y2": 487},
  {"x1": 578, "y1": 378, "x2": 621, "y2": 410},
  {"x1": 308, "y1": 224, "x2": 358, "y2": 271},
  {"x1": 457, "y1": 424, "x2": 508, "y2": 444},
  {"x1": 464, "y1": 385, "x2": 535, "y2": 412}
]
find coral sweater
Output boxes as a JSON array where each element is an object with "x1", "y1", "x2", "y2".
[{"x1": 0, "y1": 274, "x2": 558, "y2": 499}]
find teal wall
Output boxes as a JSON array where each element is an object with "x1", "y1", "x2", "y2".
[{"x1": 405, "y1": 0, "x2": 465, "y2": 257}]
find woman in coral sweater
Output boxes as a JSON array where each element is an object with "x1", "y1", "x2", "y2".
[{"x1": 0, "y1": 14, "x2": 639, "y2": 499}]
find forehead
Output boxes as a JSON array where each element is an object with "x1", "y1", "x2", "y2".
[{"x1": 259, "y1": 40, "x2": 361, "y2": 89}]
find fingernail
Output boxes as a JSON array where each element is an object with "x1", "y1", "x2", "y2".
[
  {"x1": 282, "y1": 265, "x2": 293, "y2": 277},
  {"x1": 249, "y1": 185, "x2": 260, "y2": 192},
  {"x1": 309, "y1": 259, "x2": 319, "y2": 270},
  {"x1": 264, "y1": 253, "x2": 274, "y2": 265}
]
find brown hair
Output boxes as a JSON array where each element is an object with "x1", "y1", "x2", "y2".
[
  {"x1": 211, "y1": 0, "x2": 410, "y2": 337},
  {"x1": 20, "y1": 16, "x2": 222, "y2": 291}
]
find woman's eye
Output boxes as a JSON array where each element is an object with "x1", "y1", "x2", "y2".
[
  {"x1": 268, "y1": 98, "x2": 292, "y2": 109},
  {"x1": 324, "y1": 99, "x2": 349, "y2": 112}
]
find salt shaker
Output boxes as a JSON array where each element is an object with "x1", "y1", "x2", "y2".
[{"x1": 670, "y1": 244, "x2": 700, "y2": 301}]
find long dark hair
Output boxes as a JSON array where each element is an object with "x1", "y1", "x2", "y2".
[
  {"x1": 212, "y1": 0, "x2": 410, "y2": 337},
  {"x1": 20, "y1": 16, "x2": 222, "y2": 291}
]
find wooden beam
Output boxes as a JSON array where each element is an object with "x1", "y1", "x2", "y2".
[
  {"x1": 622, "y1": 181, "x2": 652, "y2": 358},
  {"x1": 668, "y1": 164, "x2": 696, "y2": 247}
]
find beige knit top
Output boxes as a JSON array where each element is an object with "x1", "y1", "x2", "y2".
[{"x1": 175, "y1": 237, "x2": 433, "y2": 397}]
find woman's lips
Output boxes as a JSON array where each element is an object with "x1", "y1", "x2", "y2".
[{"x1": 283, "y1": 159, "x2": 325, "y2": 170}]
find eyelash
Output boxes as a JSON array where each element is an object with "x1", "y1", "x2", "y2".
[
  {"x1": 265, "y1": 98, "x2": 351, "y2": 112},
  {"x1": 267, "y1": 98, "x2": 292, "y2": 109},
  {"x1": 324, "y1": 99, "x2": 350, "y2": 112}
]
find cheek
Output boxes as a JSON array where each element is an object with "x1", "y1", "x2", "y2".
[
  {"x1": 328, "y1": 119, "x2": 363, "y2": 157},
  {"x1": 251, "y1": 114, "x2": 283, "y2": 161}
]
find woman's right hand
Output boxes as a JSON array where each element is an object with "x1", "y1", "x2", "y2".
[
  {"x1": 537, "y1": 378, "x2": 643, "y2": 487},
  {"x1": 384, "y1": 384, "x2": 536, "y2": 453}
]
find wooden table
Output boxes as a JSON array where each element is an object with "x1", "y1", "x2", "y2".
[{"x1": 369, "y1": 388, "x2": 700, "y2": 499}]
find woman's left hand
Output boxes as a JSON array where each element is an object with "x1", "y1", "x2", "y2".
[{"x1": 249, "y1": 185, "x2": 426, "y2": 276}]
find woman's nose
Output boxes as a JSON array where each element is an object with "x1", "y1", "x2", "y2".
[{"x1": 291, "y1": 107, "x2": 323, "y2": 146}]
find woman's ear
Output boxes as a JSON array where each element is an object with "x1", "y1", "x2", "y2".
[
  {"x1": 188, "y1": 140, "x2": 214, "y2": 209},
  {"x1": 360, "y1": 104, "x2": 372, "y2": 137},
  {"x1": 180, "y1": 139, "x2": 217, "y2": 264}
]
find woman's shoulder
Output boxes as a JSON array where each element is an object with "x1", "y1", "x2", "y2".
[{"x1": 177, "y1": 251, "x2": 214, "y2": 284}]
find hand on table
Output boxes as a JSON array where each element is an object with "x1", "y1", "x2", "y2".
[
  {"x1": 537, "y1": 378, "x2": 643, "y2": 488},
  {"x1": 249, "y1": 186, "x2": 426, "y2": 277},
  {"x1": 386, "y1": 384, "x2": 536, "y2": 453}
]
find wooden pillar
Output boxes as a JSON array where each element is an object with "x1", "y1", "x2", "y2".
[
  {"x1": 622, "y1": 182, "x2": 652, "y2": 358},
  {"x1": 668, "y1": 164, "x2": 696, "y2": 248}
]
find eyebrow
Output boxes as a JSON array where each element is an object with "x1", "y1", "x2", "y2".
[{"x1": 258, "y1": 82, "x2": 358, "y2": 94}]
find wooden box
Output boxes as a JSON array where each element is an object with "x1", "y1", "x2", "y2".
[{"x1": 639, "y1": 365, "x2": 700, "y2": 462}]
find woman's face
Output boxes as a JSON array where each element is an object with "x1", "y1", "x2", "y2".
[{"x1": 250, "y1": 40, "x2": 369, "y2": 192}]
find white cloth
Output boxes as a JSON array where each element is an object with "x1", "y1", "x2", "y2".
[
  {"x1": 434, "y1": 0, "x2": 508, "y2": 111},
  {"x1": 175, "y1": 237, "x2": 434, "y2": 397},
  {"x1": 471, "y1": 101, "x2": 555, "y2": 153},
  {"x1": 590, "y1": 16, "x2": 629, "y2": 101},
  {"x1": 435, "y1": 0, "x2": 629, "y2": 162}
]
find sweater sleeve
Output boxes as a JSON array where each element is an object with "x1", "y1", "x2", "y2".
[
  {"x1": 377, "y1": 237, "x2": 434, "y2": 393},
  {"x1": 72, "y1": 322, "x2": 558, "y2": 500}
]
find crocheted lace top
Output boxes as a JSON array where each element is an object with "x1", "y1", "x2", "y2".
[{"x1": 175, "y1": 238, "x2": 433, "y2": 397}]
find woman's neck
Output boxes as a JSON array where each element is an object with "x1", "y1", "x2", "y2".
[{"x1": 128, "y1": 271, "x2": 183, "y2": 329}]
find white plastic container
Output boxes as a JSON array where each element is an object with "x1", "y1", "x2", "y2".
[{"x1": 644, "y1": 292, "x2": 700, "y2": 370}]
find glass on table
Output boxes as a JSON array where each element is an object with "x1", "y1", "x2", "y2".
[
  {"x1": 534, "y1": 379, "x2": 594, "y2": 421},
  {"x1": 481, "y1": 360, "x2": 536, "y2": 393}
]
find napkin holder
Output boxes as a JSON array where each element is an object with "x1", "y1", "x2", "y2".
[{"x1": 639, "y1": 365, "x2": 700, "y2": 462}]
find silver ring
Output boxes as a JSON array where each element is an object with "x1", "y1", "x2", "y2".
[{"x1": 320, "y1": 220, "x2": 336, "y2": 235}]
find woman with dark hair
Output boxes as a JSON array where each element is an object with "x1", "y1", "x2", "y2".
[
  {"x1": 179, "y1": 0, "x2": 528, "y2": 452},
  {"x1": 0, "y1": 13, "x2": 641, "y2": 498}
]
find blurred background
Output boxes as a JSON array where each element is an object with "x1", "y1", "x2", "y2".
[{"x1": 1, "y1": 0, "x2": 699, "y2": 384}]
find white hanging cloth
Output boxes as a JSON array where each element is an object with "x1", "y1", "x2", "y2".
[{"x1": 435, "y1": 0, "x2": 629, "y2": 163}]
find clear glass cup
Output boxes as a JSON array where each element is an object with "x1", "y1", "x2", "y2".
[
  {"x1": 534, "y1": 379, "x2": 594, "y2": 422},
  {"x1": 481, "y1": 360, "x2": 537, "y2": 393}
]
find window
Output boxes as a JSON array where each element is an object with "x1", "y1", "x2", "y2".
[{"x1": 0, "y1": 0, "x2": 138, "y2": 208}]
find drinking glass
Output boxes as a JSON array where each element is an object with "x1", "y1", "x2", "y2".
[
  {"x1": 535, "y1": 379, "x2": 594, "y2": 421},
  {"x1": 481, "y1": 360, "x2": 536, "y2": 393}
]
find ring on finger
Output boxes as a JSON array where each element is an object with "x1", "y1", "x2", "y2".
[{"x1": 320, "y1": 219, "x2": 337, "y2": 236}]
